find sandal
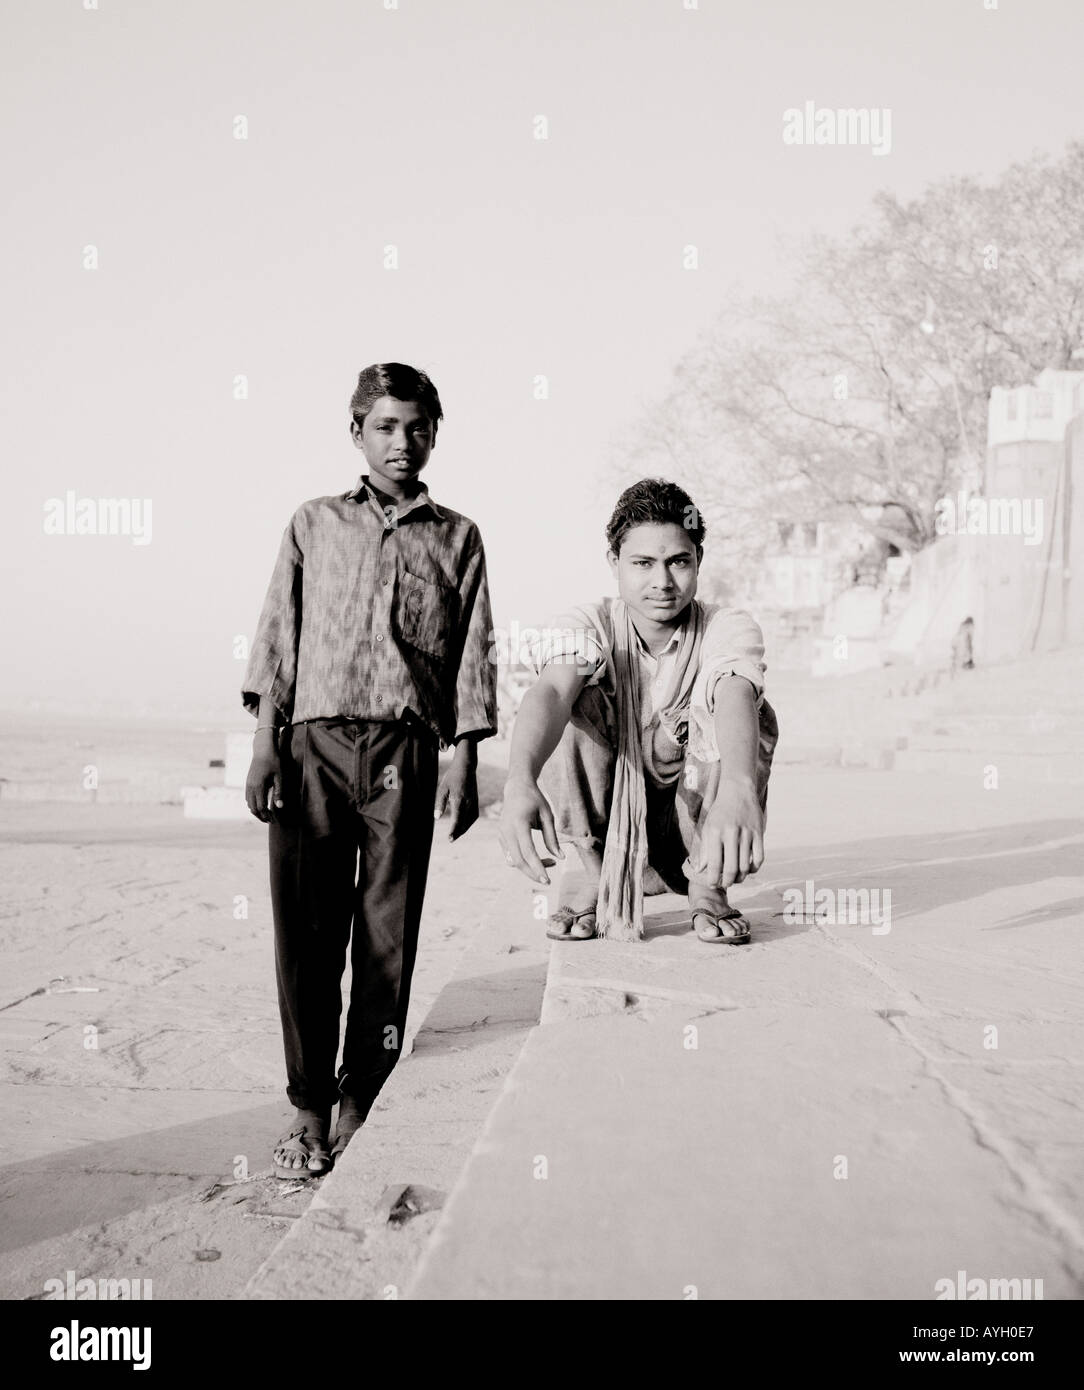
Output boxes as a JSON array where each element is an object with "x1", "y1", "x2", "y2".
[
  {"x1": 329, "y1": 1100, "x2": 367, "y2": 1163},
  {"x1": 547, "y1": 906, "x2": 598, "y2": 941},
  {"x1": 273, "y1": 1125, "x2": 331, "y2": 1181},
  {"x1": 691, "y1": 909, "x2": 751, "y2": 946}
]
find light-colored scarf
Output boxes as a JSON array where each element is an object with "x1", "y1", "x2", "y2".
[{"x1": 595, "y1": 598, "x2": 707, "y2": 941}]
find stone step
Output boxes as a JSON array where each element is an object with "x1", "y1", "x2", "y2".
[
  {"x1": 407, "y1": 1004, "x2": 1070, "y2": 1300},
  {"x1": 923, "y1": 700, "x2": 1084, "y2": 722},
  {"x1": 905, "y1": 715, "x2": 1077, "y2": 733},
  {"x1": 772, "y1": 648, "x2": 1084, "y2": 748},
  {"x1": 406, "y1": 770, "x2": 1084, "y2": 1300},
  {"x1": 904, "y1": 738, "x2": 1084, "y2": 756},
  {"x1": 0, "y1": 778, "x2": 188, "y2": 805},
  {"x1": 407, "y1": 892, "x2": 1082, "y2": 1299},
  {"x1": 244, "y1": 905, "x2": 549, "y2": 1300},
  {"x1": 892, "y1": 749, "x2": 1084, "y2": 782},
  {"x1": 778, "y1": 746, "x2": 903, "y2": 772}
]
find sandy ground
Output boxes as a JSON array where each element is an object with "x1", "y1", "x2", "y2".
[
  {"x1": 0, "y1": 742, "x2": 510, "y2": 1301},
  {"x1": 3, "y1": 678, "x2": 1081, "y2": 1300}
]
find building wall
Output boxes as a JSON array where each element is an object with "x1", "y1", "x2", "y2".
[
  {"x1": 1065, "y1": 413, "x2": 1084, "y2": 646},
  {"x1": 981, "y1": 438, "x2": 1064, "y2": 663},
  {"x1": 893, "y1": 535, "x2": 983, "y2": 667}
]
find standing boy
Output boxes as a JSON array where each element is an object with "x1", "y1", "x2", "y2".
[
  {"x1": 243, "y1": 363, "x2": 497, "y2": 1177},
  {"x1": 499, "y1": 478, "x2": 777, "y2": 944}
]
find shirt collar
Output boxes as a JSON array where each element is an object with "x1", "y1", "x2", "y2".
[
  {"x1": 633, "y1": 622, "x2": 684, "y2": 659},
  {"x1": 346, "y1": 475, "x2": 444, "y2": 522}
]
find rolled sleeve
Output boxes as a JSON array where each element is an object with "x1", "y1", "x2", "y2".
[
  {"x1": 689, "y1": 608, "x2": 767, "y2": 760},
  {"x1": 452, "y1": 536, "x2": 499, "y2": 742},
  {"x1": 698, "y1": 609, "x2": 767, "y2": 708},
  {"x1": 241, "y1": 513, "x2": 304, "y2": 720},
  {"x1": 526, "y1": 613, "x2": 606, "y2": 683}
]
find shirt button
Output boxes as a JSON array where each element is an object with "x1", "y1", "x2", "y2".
[
  {"x1": 375, "y1": 694, "x2": 383, "y2": 703},
  {"x1": 382, "y1": 578, "x2": 390, "y2": 586},
  {"x1": 376, "y1": 634, "x2": 384, "y2": 642}
]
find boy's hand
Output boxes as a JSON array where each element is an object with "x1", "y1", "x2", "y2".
[
  {"x1": 245, "y1": 736, "x2": 283, "y2": 823},
  {"x1": 435, "y1": 761, "x2": 479, "y2": 841},
  {"x1": 696, "y1": 775, "x2": 764, "y2": 889},
  {"x1": 498, "y1": 775, "x2": 563, "y2": 884}
]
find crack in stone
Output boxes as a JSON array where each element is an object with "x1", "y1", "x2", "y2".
[
  {"x1": 884, "y1": 1013, "x2": 1084, "y2": 1270},
  {"x1": 0, "y1": 988, "x2": 48, "y2": 1013},
  {"x1": 810, "y1": 921, "x2": 1084, "y2": 1272},
  {"x1": 815, "y1": 924, "x2": 928, "y2": 1014}
]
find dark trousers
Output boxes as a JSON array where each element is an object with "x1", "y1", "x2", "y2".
[{"x1": 268, "y1": 715, "x2": 440, "y2": 1115}]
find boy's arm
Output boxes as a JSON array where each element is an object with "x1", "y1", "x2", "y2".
[
  {"x1": 695, "y1": 676, "x2": 764, "y2": 888},
  {"x1": 433, "y1": 535, "x2": 496, "y2": 841},
  {"x1": 451, "y1": 536, "x2": 498, "y2": 743},
  {"x1": 242, "y1": 513, "x2": 304, "y2": 722},
  {"x1": 242, "y1": 513, "x2": 302, "y2": 822},
  {"x1": 498, "y1": 661, "x2": 591, "y2": 884},
  {"x1": 245, "y1": 696, "x2": 285, "y2": 822},
  {"x1": 435, "y1": 730, "x2": 481, "y2": 842}
]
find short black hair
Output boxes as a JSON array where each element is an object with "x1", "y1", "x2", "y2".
[
  {"x1": 350, "y1": 363, "x2": 444, "y2": 435},
  {"x1": 605, "y1": 478, "x2": 705, "y2": 555}
]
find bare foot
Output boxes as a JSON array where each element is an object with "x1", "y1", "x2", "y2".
[
  {"x1": 273, "y1": 1108, "x2": 331, "y2": 1178},
  {"x1": 688, "y1": 884, "x2": 750, "y2": 943}
]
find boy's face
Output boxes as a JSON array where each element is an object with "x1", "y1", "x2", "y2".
[
  {"x1": 351, "y1": 396, "x2": 435, "y2": 491},
  {"x1": 608, "y1": 522, "x2": 699, "y2": 623}
]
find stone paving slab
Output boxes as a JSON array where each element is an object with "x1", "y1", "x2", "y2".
[
  {"x1": 408, "y1": 773, "x2": 1084, "y2": 1300},
  {"x1": 540, "y1": 900, "x2": 891, "y2": 1023},
  {"x1": 408, "y1": 1002, "x2": 1081, "y2": 1300}
]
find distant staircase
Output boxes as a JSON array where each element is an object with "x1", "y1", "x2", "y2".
[{"x1": 770, "y1": 646, "x2": 1084, "y2": 783}]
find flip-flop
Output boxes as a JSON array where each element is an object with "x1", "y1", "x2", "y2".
[
  {"x1": 547, "y1": 906, "x2": 598, "y2": 941},
  {"x1": 329, "y1": 1121, "x2": 362, "y2": 1164},
  {"x1": 691, "y1": 908, "x2": 751, "y2": 946},
  {"x1": 273, "y1": 1126, "x2": 331, "y2": 1181}
]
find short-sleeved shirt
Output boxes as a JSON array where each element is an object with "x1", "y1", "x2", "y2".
[
  {"x1": 530, "y1": 599, "x2": 766, "y2": 703},
  {"x1": 527, "y1": 597, "x2": 767, "y2": 762},
  {"x1": 241, "y1": 476, "x2": 498, "y2": 746}
]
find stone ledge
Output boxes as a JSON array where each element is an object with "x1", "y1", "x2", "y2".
[
  {"x1": 408, "y1": 1002, "x2": 1080, "y2": 1300},
  {"x1": 244, "y1": 915, "x2": 549, "y2": 1301},
  {"x1": 540, "y1": 892, "x2": 887, "y2": 1023}
]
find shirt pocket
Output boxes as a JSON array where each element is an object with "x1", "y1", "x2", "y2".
[{"x1": 395, "y1": 570, "x2": 456, "y2": 659}]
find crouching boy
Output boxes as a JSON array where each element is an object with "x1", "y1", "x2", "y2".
[{"x1": 499, "y1": 479, "x2": 777, "y2": 943}]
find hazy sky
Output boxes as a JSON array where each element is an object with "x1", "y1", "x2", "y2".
[{"x1": 2, "y1": 0, "x2": 1082, "y2": 717}]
